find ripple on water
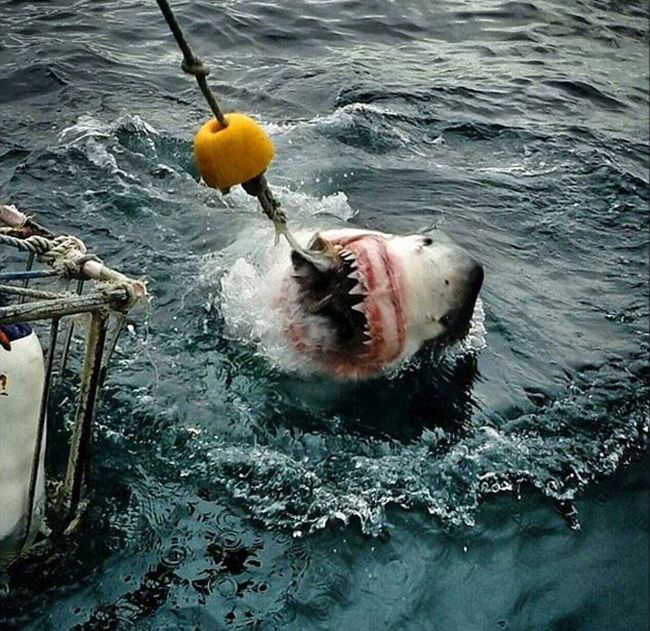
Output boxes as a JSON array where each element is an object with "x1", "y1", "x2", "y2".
[{"x1": 0, "y1": 0, "x2": 648, "y2": 627}]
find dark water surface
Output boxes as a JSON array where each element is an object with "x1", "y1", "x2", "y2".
[{"x1": 1, "y1": 0, "x2": 649, "y2": 629}]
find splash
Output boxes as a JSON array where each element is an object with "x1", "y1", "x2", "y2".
[
  {"x1": 205, "y1": 216, "x2": 487, "y2": 380},
  {"x1": 196, "y1": 358, "x2": 648, "y2": 536}
]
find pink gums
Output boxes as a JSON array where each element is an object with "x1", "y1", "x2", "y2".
[{"x1": 280, "y1": 234, "x2": 407, "y2": 379}]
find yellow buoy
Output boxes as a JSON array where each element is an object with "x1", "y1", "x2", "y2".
[{"x1": 193, "y1": 113, "x2": 275, "y2": 193}]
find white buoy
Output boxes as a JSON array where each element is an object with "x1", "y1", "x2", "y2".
[{"x1": 0, "y1": 330, "x2": 46, "y2": 554}]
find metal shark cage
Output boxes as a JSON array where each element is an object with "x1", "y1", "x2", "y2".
[{"x1": 0, "y1": 203, "x2": 146, "y2": 558}]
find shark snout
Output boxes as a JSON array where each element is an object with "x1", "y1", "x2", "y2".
[
  {"x1": 466, "y1": 257, "x2": 484, "y2": 304},
  {"x1": 439, "y1": 253, "x2": 484, "y2": 340}
]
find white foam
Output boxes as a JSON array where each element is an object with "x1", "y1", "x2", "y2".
[
  {"x1": 57, "y1": 113, "x2": 161, "y2": 179},
  {"x1": 458, "y1": 298, "x2": 488, "y2": 354},
  {"x1": 84, "y1": 137, "x2": 119, "y2": 171},
  {"x1": 205, "y1": 226, "x2": 306, "y2": 374},
  {"x1": 58, "y1": 113, "x2": 158, "y2": 147}
]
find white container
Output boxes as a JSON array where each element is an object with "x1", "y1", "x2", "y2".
[{"x1": 0, "y1": 330, "x2": 46, "y2": 553}]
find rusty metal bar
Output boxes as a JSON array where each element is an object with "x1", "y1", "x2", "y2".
[
  {"x1": 1, "y1": 206, "x2": 145, "y2": 554},
  {"x1": 0, "y1": 289, "x2": 130, "y2": 325},
  {"x1": 0, "y1": 269, "x2": 58, "y2": 281},
  {"x1": 0, "y1": 284, "x2": 63, "y2": 300},
  {"x1": 58, "y1": 278, "x2": 85, "y2": 382},
  {"x1": 20, "y1": 251, "x2": 35, "y2": 303},
  {"x1": 20, "y1": 316, "x2": 60, "y2": 552},
  {"x1": 99, "y1": 313, "x2": 127, "y2": 387},
  {"x1": 0, "y1": 204, "x2": 55, "y2": 238},
  {"x1": 58, "y1": 309, "x2": 109, "y2": 530}
]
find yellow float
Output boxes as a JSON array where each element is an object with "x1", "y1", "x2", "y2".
[{"x1": 193, "y1": 113, "x2": 275, "y2": 193}]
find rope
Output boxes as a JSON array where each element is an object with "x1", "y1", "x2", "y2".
[
  {"x1": 153, "y1": 4, "x2": 288, "y2": 232},
  {"x1": 155, "y1": 0, "x2": 228, "y2": 129},
  {"x1": 155, "y1": 1, "x2": 337, "y2": 269},
  {"x1": 241, "y1": 173, "x2": 288, "y2": 234},
  {"x1": 97, "y1": 280, "x2": 142, "y2": 311},
  {"x1": 0, "y1": 233, "x2": 53, "y2": 256},
  {"x1": 0, "y1": 232, "x2": 101, "y2": 281}
]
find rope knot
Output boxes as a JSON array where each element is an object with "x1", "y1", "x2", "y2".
[
  {"x1": 66, "y1": 253, "x2": 103, "y2": 280},
  {"x1": 97, "y1": 279, "x2": 145, "y2": 311},
  {"x1": 36, "y1": 235, "x2": 101, "y2": 280},
  {"x1": 181, "y1": 58, "x2": 209, "y2": 77}
]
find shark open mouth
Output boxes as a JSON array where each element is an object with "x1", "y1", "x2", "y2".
[{"x1": 280, "y1": 233, "x2": 408, "y2": 379}]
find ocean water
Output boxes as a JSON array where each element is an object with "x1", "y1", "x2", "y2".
[{"x1": 1, "y1": 0, "x2": 648, "y2": 629}]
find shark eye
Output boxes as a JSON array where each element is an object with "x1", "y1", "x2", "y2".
[{"x1": 422, "y1": 237, "x2": 433, "y2": 246}]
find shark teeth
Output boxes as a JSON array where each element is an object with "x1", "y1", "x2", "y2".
[
  {"x1": 341, "y1": 249, "x2": 359, "y2": 270},
  {"x1": 351, "y1": 303, "x2": 365, "y2": 313},
  {"x1": 349, "y1": 283, "x2": 365, "y2": 295},
  {"x1": 347, "y1": 270, "x2": 362, "y2": 282}
]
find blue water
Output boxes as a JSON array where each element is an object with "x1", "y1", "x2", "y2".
[{"x1": 1, "y1": 0, "x2": 648, "y2": 629}]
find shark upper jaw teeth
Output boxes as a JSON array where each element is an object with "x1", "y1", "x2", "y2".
[
  {"x1": 339, "y1": 248, "x2": 374, "y2": 345},
  {"x1": 342, "y1": 249, "x2": 369, "y2": 310}
]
